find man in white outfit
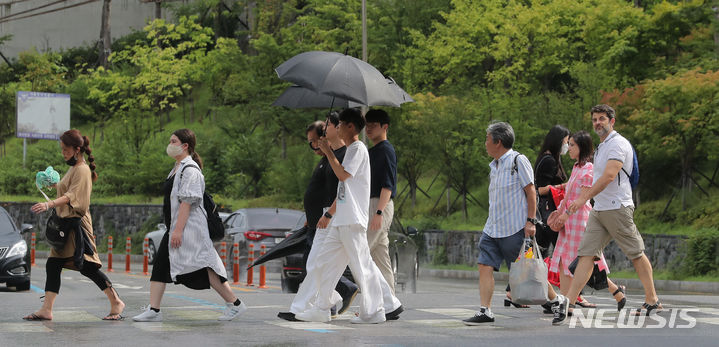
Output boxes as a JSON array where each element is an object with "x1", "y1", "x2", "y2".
[{"x1": 295, "y1": 108, "x2": 400, "y2": 324}]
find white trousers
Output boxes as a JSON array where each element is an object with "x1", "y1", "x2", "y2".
[
  {"x1": 310, "y1": 224, "x2": 400, "y2": 320},
  {"x1": 289, "y1": 227, "x2": 342, "y2": 314}
]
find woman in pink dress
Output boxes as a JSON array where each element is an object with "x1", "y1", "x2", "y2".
[{"x1": 544, "y1": 131, "x2": 627, "y2": 311}]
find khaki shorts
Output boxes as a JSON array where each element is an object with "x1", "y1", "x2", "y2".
[{"x1": 577, "y1": 206, "x2": 645, "y2": 260}]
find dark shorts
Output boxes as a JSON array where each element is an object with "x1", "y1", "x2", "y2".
[
  {"x1": 150, "y1": 231, "x2": 226, "y2": 290},
  {"x1": 477, "y1": 230, "x2": 525, "y2": 272}
]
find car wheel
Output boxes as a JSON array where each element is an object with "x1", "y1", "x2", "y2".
[
  {"x1": 148, "y1": 240, "x2": 156, "y2": 265},
  {"x1": 408, "y1": 253, "x2": 418, "y2": 294},
  {"x1": 280, "y1": 276, "x2": 300, "y2": 294},
  {"x1": 14, "y1": 280, "x2": 31, "y2": 291}
]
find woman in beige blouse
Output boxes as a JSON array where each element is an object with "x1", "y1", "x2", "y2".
[{"x1": 23, "y1": 129, "x2": 125, "y2": 321}]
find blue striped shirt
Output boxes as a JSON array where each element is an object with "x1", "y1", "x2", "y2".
[{"x1": 484, "y1": 149, "x2": 534, "y2": 238}]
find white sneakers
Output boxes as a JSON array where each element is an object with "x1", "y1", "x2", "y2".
[
  {"x1": 295, "y1": 307, "x2": 331, "y2": 323},
  {"x1": 350, "y1": 311, "x2": 386, "y2": 324},
  {"x1": 132, "y1": 306, "x2": 163, "y2": 322},
  {"x1": 133, "y1": 301, "x2": 247, "y2": 322},
  {"x1": 218, "y1": 301, "x2": 248, "y2": 321}
]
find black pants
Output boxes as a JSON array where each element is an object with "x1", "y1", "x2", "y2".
[
  {"x1": 45, "y1": 257, "x2": 111, "y2": 294},
  {"x1": 150, "y1": 230, "x2": 227, "y2": 289}
]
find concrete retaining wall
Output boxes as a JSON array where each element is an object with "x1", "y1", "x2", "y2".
[
  {"x1": 422, "y1": 229, "x2": 687, "y2": 271},
  {"x1": 1, "y1": 201, "x2": 162, "y2": 240}
]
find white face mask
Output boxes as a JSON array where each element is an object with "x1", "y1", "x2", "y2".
[
  {"x1": 560, "y1": 142, "x2": 569, "y2": 155},
  {"x1": 166, "y1": 143, "x2": 184, "y2": 158}
]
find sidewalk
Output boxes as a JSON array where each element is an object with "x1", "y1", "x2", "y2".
[{"x1": 419, "y1": 267, "x2": 719, "y2": 295}]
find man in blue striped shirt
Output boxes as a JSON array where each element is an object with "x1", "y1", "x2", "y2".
[{"x1": 463, "y1": 122, "x2": 567, "y2": 325}]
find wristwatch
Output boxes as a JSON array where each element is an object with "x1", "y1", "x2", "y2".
[
  {"x1": 376, "y1": 210, "x2": 383, "y2": 216},
  {"x1": 527, "y1": 217, "x2": 539, "y2": 225},
  {"x1": 324, "y1": 211, "x2": 333, "y2": 219}
]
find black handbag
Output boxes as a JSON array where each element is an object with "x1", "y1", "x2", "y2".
[
  {"x1": 568, "y1": 257, "x2": 609, "y2": 290},
  {"x1": 45, "y1": 208, "x2": 68, "y2": 250}
]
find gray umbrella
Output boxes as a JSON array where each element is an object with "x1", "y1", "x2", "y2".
[
  {"x1": 272, "y1": 78, "x2": 413, "y2": 109},
  {"x1": 275, "y1": 51, "x2": 411, "y2": 107}
]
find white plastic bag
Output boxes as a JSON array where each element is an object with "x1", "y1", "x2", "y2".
[{"x1": 508, "y1": 237, "x2": 548, "y2": 305}]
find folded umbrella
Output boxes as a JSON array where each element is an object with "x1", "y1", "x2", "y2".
[{"x1": 247, "y1": 225, "x2": 308, "y2": 269}]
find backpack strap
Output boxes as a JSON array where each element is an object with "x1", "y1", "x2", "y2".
[{"x1": 177, "y1": 164, "x2": 207, "y2": 217}]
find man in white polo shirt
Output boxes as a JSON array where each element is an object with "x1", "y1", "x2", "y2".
[{"x1": 552, "y1": 104, "x2": 661, "y2": 326}]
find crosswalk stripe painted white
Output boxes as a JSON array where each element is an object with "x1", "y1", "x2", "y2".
[
  {"x1": 51, "y1": 310, "x2": 101, "y2": 322},
  {"x1": 267, "y1": 320, "x2": 354, "y2": 331},
  {"x1": 0, "y1": 323, "x2": 53, "y2": 333},
  {"x1": 417, "y1": 308, "x2": 509, "y2": 319},
  {"x1": 131, "y1": 322, "x2": 190, "y2": 332}
]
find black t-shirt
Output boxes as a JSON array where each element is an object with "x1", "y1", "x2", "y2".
[
  {"x1": 303, "y1": 146, "x2": 347, "y2": 228},
  {"x1": 369, "y1": 140, "x2": 397, "y2": 199}
]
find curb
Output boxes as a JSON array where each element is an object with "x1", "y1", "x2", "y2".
[{"x1": 419, "y1": 267, "x2": 719, "y2": 294}]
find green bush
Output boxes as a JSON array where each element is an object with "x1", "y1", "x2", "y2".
[{"x1": 680, "y1": 229, "x2": 719, "y2": 277}]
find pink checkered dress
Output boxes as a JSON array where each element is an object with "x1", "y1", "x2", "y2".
[{"x1": 549, "y1": 162, "x2": 609, "y2": 276}]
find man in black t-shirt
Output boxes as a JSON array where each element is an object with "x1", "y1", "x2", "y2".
[
  {"x1": 365, "y1": 109, "x2": 398, "y2": 293},
  {"x1": 278, "y1": 114, "x2": 359, "y2": 322}
]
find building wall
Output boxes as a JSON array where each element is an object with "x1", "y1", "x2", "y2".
[{"x1": 0, "y1": 0, "x2": 183, "y2": 58}]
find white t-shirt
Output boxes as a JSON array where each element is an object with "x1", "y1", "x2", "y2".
[
  {"x1": 332, "y1": 140, "x2": 371, "y2": 227},
  {"x1": 593, "y1": 131, "x2": 634, "y2": 210}
]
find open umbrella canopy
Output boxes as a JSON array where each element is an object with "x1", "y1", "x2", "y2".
[
  {"x1": 275, "y1": 51, "x2": 409, "y2": 107},
  {"x1": 272, "y1": 78, "x2": 413, "y2": 109}
]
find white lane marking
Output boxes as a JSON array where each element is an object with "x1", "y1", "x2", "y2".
[
  {"x1": 51, "y1": 310, "x2": 100, "y2": 322},
  {"x1": 131, "y1": 322, "x2": 189, "y2": 332},
  {"x1": 169, "y1": 310, "x2": 220, "y2": 320},
  {"x1": 77, "y1": 279, "x2": 143, "y2": 290},
  {"x1": 0, "y1": 323, "x2": 53, "y2": 333},
  {"x1": 418, "y1": 308, "x2": 509, "y2": 319},
  {"x1": 408, "y1": 319, "x2": 483, "y2": 328},
  {"x1": 267, "y1": 320, "x2": 353, "y2": 331}
]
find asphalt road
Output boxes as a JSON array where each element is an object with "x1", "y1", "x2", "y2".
[{"x1": 1, "y1": 259, "x2": 718, "y2": 346}]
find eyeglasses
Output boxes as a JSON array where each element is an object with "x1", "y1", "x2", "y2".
[{"x1": 308, "y1": 142, "x2": 320, "y2": 151}]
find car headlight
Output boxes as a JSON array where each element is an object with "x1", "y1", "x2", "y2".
[{"x1": 7, "y1": 240, "x2": 27, "y2": 258}]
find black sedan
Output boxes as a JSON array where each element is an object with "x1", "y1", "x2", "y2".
[
  {"x1": 281, "y1": 217, "x2": 419, "y2": 293},
  {"x1": 0, "y1": 206, "x2": 32, "y2": 291}
]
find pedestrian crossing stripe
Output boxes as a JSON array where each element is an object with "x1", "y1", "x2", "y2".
[
  {"x1": 0, "y1": 323, "x2": 53, "y2": 333},
  {"x1": 169, "y1": 309, "x2": 221, "y2": 320},
  {"x1": 408, "y1": 319, "x2": 483, "y2": 328},
  {"x1": 131, "y1": 322, "x2": 189, "y2": 332},
  {"x1": 267, "y1": 320, "x2": 354, "y2": 331},
  {"x1": 51, "y1": 310, "x2": 102, "y2": 322},
  {"x1": 417, "y1": 308, "x2": 509, "y2": 319}
]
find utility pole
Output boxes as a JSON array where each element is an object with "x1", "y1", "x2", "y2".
[{"x1": 98, "y1": 0, "x2": 111, "y2": 67}]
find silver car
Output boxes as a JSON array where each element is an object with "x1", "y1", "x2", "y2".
[{"x1": 224, "y1": 208, "x2": 306, "y2": 279}]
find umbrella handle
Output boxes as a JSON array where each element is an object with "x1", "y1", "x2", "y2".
[
  {"x1": 37, "y1": 184, "x2": 51, "y2": 202},
  {"x1": 324, "y1": 96, "x2": 336, "y2": 136}
]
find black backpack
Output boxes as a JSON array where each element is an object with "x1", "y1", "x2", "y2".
[{"x1": 180, "y1": 164, "x2": 225, "y2": 241}]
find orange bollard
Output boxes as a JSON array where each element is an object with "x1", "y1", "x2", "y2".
[
  {"x1": 259, "y1": 245, "x2": 267, "y2": 289},
  {"x1": 232, "y1": 242, "x2": 240, "y2": 285},
  {"x1": 246, "y1": 244, "x2": 254, "y2": 286},
  {"x1": 220, "y1": 242, "x2": 227, "y2": 269},
  {"x1": 125, "y1": 236, "x2": 131, "y2": 273},
  {"x1": 107, "y1": 236, "x2": 113, "y2": 272},
  {"x1": 30, "y1": 232, "x2": 36, "y2": 267},
  {"x1": 142, "y1": 237, "x2": 149, "y2": 275}
]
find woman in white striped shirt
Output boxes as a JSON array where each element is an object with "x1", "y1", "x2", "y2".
[{"x1": 133, "y1": 129, "x2": 246, "y2": 322}]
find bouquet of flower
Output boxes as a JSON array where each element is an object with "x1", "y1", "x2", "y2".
[{"x1": 35, "y1": 166, "x2": 60, "y2": 201}]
